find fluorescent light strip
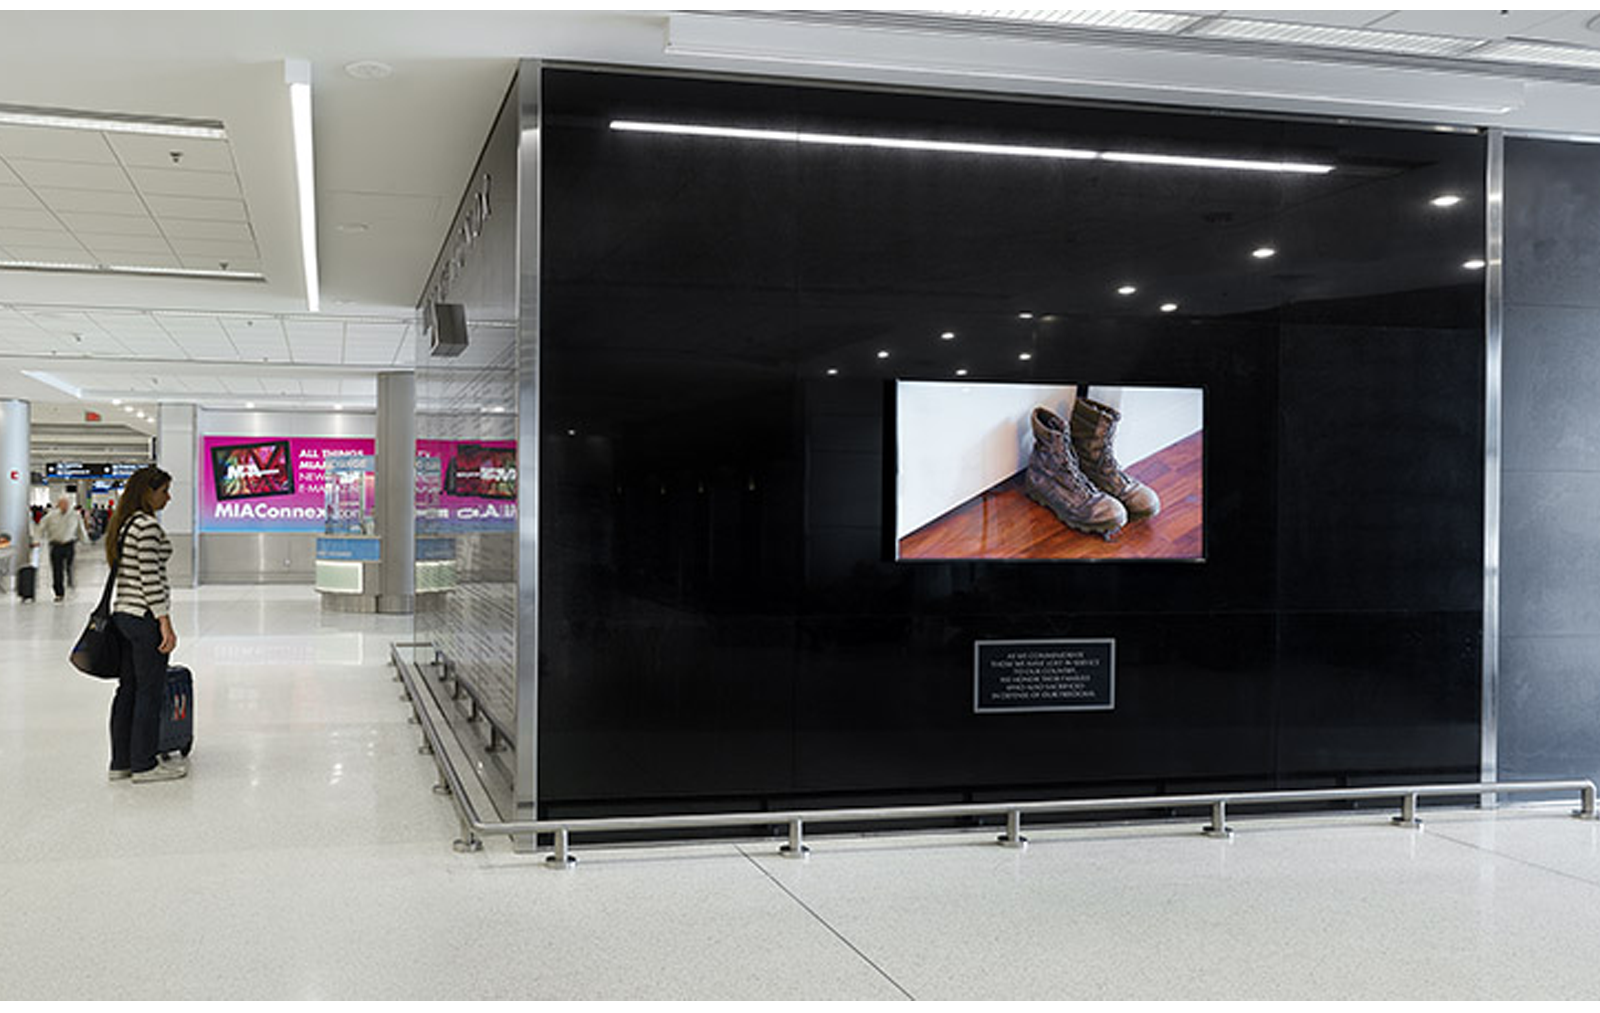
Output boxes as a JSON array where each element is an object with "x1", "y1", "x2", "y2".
[
  {"x1": 286, "y1": 60, "x2": 320, "y2": 313},
  {"x1": 1475, "y1": 39, "x2": 1600, "y2": 70},
  {"x1": 1193, "y1": 19, "x2": 1479, "y2": 57},
  {"x1": 610, "y1": 121, "x2": 1333, "y2": 174},
  {"x1": 0, "y1": 260, "x2": 265, "y2": 281},
  {"x1": 0, "y1": 104, "x2": 226, "y2": 140},
  {"x1": 940, "y1": 9, "x2": 1203, "y2": 33},
  {"x1": 21, "y1": 370, "x2": 84, "y2": 399}
]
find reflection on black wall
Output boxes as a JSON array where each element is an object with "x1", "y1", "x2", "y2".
[{"x1": 537, "y1": 68, "x2": 1485, "y2": 816}]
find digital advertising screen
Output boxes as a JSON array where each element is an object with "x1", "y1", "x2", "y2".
[
  {"x1": 209, "y1": 440, "x2": 294, "y2": 500},
  {"x1": 199, "y1": 436, "x2": 376, "y2": 533},
  {"x1": 895, "y1": 381, "x2": 1204, "y2": 562}
]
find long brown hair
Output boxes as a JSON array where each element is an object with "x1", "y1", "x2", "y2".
[{"x1": 105, "y1": 465, "x2": 172, "y2": 565}]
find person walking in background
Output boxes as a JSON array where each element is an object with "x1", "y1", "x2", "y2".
[
  {"x1": 104, "y1": 466, "x2": 183, "y2": 784},
  {"x1": 38, "y1": 497, "x2": 88, "y2": 603}
]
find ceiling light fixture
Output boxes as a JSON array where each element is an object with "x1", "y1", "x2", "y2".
[
  {"x1": 286, "y1": 60, "x2": 320, "y2": 313},
  {"x1": 246, "y1": 402, "x2": 256, "y2": 409},
  {"x1": 1018, "y1": 352, "x2": 1033, "y2": 361},
  {"x1": 940, "y1": 331, "x2": 955, "y2": 340},
  {"x1": 611, "y1": 121, "x2": 1335, "y2": 175},
  {"x1": 20, "y1": 370, "x2": 83, "y2": 399},
  {"x1": 0, "y1": 102, "x2": 227, "y2": 140},
  {"x1": 0, "y1": 260, "x2": 265, "y2": 282},
  {"x1": 1251, "y1": 247, "x2": 1277, "y2": 259},
  {"x1": 1160, "y1": 303, "x2": 1179, "y2": 313},
  {"x1": 955, "y1": 368, "x2": 968, "y2": 376},
  {"x1": 1464, "y1": 259, "x2": 1487, "y2": 270},
  {"x1": 826, "y1": 368, "x2": 839, "y2": 375},
  {"x1": 343, "y1": 60, "x2": 394, "y2": 80},
  {"x1": 1117, "y1": 285, "x2": 1137, "y2": 295},
  {"x1": 1018, "y1": 312, "x2": 1034, "y2": 320},
  {"x1": 1431, "y1": 194, "x2": 1463, "y2": 207},
  {"x1": 877, "y1": 350, "x2": 889, "y2": 359}
]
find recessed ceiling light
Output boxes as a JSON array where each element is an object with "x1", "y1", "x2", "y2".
[
  {"x1": 1251, "y1": 247, "x2": 1277, "y2": 259},
  {"x1": 1160, "y1": 303, "x2": 1179, "y2": 313},
  {"x1": 1117, "y1": 285, "x2": 1137, "y2": 296},
  {"x1": 1463, "y1": 259, "x2": 1487, "y2": 270},
  {"x1": 344, "y1": 60, "x2": 394, "y2": 80},
  {"x1": 876, "y1": 350, "x2": 889, "y2": 359},
  {"x1": 955, "y1": 368, "x2": 968, "y2": 376},
  {"x1": 940, "y1": 331, "x2": 955, "y2": 340},
  {"x1": 1018, "y1": 312, "x2": 1034, "y2": 320},
  {"x1": 111, "y1": 398, "x2": 122, "y2": 406},
  {"x1": 122, "y1": 406, "x2": 133, "y2": 413},
  {"x1": 567, "y1": 429, "x2": 577, "y2": 437},
  {"x1": 1018, "y1": 352, "x2": 1033, "y2": 361},
  {"x1": 826, "y1": 368, "x2": 839, "y2": 375},
  {"x1": 1431, "y1": 194, "x2": 1463, "y2": 208},
  {"x1": 334, "y1": 403, "x2": 343, "y2": 411}
]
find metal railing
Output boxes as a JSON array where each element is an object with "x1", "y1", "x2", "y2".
[{"x1": 392, "y1": 643, "x2": 1599, "y2": 867}]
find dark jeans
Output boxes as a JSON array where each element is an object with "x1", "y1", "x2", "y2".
[
  {"x1": 109, "y1": 612, "x2": 165, "y2": 774},
  {"x1": 48, "y1": 542, "x2": 74, "y2": 598}
]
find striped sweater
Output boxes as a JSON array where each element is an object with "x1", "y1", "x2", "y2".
[{"x1": 112, "y1": 512, "x2": 173, "y2": 619}]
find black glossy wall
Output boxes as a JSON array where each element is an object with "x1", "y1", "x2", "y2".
[
  {"x1": 1501, "y1": 138, "x2": 1600, "y2": 785},
  {"x1": 535, "y1": 68, "x2": 1486, "y2": 817}
]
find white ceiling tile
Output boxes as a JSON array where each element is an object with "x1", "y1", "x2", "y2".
[
  {"x1": 161, "y1": 218, "x2": 253, "y2": 242},
  {"x1": 126, "y1": 167, "x2": 240, "y2": 199},
  {"x1": 0, "y1": 125, "x2": 119, "y2": 163},
  {"x1": 72, "y1": 232, "x2": 171, "y2": 254},
  {"x1": 0, "y1": 161, "x2": 21, "y2": 186},
  {"x1": 0, "y1": 226, "x2": 80, "y2": 249},
  {"x1": 0, "y1": 184, "x2": 41, "y2": 208},
  {"x1": 297, "y1": 379, "x2": 342, "y2": 395},
  {"x1": 282, "y1": 319, "x2": 343, "y2": 340},
  {"x1": 7, "y1": 159, "x2": 132, "y2": 192},
  {"x1": 1371, "y1": 10, "x2": 1572, "y2": 38},
  {"x1": 57, "y1": 212, "x2": 159, "y2": 236},
  {"x1": 143, "y1": 194, "x2": 247, "y2": 222},
  {"x1": 94, "y1": 253, "x2": 183, "y2": 270},
  {"x1": 1218, "y1": 10, "x2": 1393, "y2": 28},
  {"x1": 24, "y1": 310, "x2": 98, "y2": 331},
  {"x1": 0, "y1": 208, "x2": 65, "y2": 231},
  {"x1": 31, "y1": 187, "x2": 148, "y2": 215},
  {"x1": 2, "y1": 245, "x2": 94, "y2": 263},
  {"x1": 169, "y1": 237, "x2": 258, "y2": 258},
  {"x1": 344, "y1": 322, "x2": 407, "y2": 342},
  {"x1": 179, "y1": 255, "x2": 259, "y2": 272},
  {"x1": 339, "y1": 379, "x2": 376, "y2": 396},
  {"x1": 105, "y1": 134, "x2": 235, "y2": 172}
]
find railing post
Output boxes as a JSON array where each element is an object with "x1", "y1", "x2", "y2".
[
  {"x1": 997, "y1": 809, "x2": 1028, "y2": 849},
  {"x1": 1392, "y1": 792, "x2": 1423, "y2": 829},
  {"x1": 1203, "y1": 800, "x2": 1233, "y2": 839},
  {"x1": 1575, "y1": 784, "x2": 1598, "y2": 821},
  {"x1": 452, "y1": 817, "x2": 482, "y2": 854},
  {"x1": 546, "y1": 826, "x2": 578, "y2": 868},
  {"x1": 780, "y1": 818, "x2": 809, "y2": 858}
]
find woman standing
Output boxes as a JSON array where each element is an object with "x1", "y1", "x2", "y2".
[{"x1": 104, "y1": 466, "x2": 183, "y2": 783}]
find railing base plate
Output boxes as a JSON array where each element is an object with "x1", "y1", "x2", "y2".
[
  {"x1": 779, "y1": 844, "x2": 810, "y2": 859},
  {"x1": 1202, "y1": 825, "x2": 1234, "y2": 839},
  {"x1": 996, "y1": 834, "x2": 1029, "y2": 850},
  {"x1": 1391, "y1": 816, "x2": 1425, "y2": 830}
]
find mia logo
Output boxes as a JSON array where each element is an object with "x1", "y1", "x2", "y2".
[{"x1": 226, "y1": 462, "x2": 278, "y2": 480}]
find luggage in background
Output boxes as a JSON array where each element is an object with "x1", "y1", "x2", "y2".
[
  {"x1": 15, "y1": 565, "x2": 36, "y2": 602},
  {"x1": 158, "y1": 665, "x2": 194, "y2": 758}
]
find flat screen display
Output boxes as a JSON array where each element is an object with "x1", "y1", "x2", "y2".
[
  {"x1": 895, "y1": 381, "x2": 1204, "y2": 561},
  {"x1": 210, "y1": 440, "x2": 295, "y2": 501},
  {"x1": 445, "y1": 444, "x2": 517, "y2": 500}
]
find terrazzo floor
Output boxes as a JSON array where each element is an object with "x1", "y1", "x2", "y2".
[{"x1": 2, "y1": 568, "x2": 1598, "y2": 1000}]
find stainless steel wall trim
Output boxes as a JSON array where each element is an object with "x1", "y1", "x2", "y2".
[
  {"x1": 1483, "y1": 128, "x2": 1504, "y2": 797},
  {"x1": 514, "y1": 62, "x2": 544, "y2": 830},
  {"x1": 394, "y1": 644, "x2": 1600, "y2": 860}
]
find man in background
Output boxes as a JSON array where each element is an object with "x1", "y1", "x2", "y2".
[{"x1": 38, "y1": 497, "x2": 88, "y2": 602}]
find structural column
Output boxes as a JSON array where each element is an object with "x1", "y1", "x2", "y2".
[
  {"x1": 376, "y1": 371, "x2": 416, "y2": 614},
  {"x1": 0, "y1": 399, "x2": 31, "y2": 581},
  {"x1": 155, "y1": 403, "x2": 199, "y2": 588}
]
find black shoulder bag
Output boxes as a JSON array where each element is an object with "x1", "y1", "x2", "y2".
[{"x1": 68, "y1": 522, "x2": 133, "y2": 680}]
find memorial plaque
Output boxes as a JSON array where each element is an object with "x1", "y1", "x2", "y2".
[{"x1": 974, "y1": 639, "x2": 1115, "y2": 714}]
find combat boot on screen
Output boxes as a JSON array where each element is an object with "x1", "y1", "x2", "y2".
[
  {"x1": 1024, "y1": 406, "x2": 1127, "y2": 539},
  {"x1": 1069, "y1": 396, "x2": 1161, "y2": 521}
]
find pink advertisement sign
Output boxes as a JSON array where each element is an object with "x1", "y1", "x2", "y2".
[
  {"x1": 416, "y1": 439, "x2": 517, "y2": 530},
  {"x1": 199, "y1": 435, "x2": 377, "y2": 533}
]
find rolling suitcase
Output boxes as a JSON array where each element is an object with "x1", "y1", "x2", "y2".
[
  {"x1": 15, "y1": 565, "x2": 36, "y2": 602},
  {"x1": 157, "y1": 665, "x2": 194, "y2": 759}
]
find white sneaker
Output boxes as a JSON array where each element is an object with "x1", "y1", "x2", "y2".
[
  {"x1": 131, "y1": 759, "x2": 188, "y2": 783},
  {"x1": 108, "y1": 768, "x2": 132, "y2": 782}
]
